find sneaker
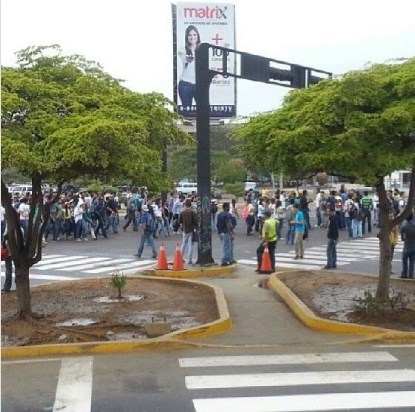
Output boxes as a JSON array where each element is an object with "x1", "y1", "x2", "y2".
[
  {"x1": 83, "y1": 238, "x2": 88, "y2": 241},
  {"x1": 134, "y1": 254, "x2": 141, "y2": 258},
  {"x1": 152, "y1": 255, "x2": 157, "y2": 259},
  {"x1": 293, "y1": 256, "x2": 300, "y2": 260},
  {"x1": 221, "y1": 262, "x2": 231, "y2": 267},
  {"x1": 322, "y1": 266, "x2": 333, "y2": 270},
  {"x1": 76, "y1": 238, "x2": 82, "y2": 242}
]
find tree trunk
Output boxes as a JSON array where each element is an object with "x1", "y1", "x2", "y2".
[
  {"x1": 375, "y1": 181, "x2": 391, "y2": 301},
  {"x1": 376, "y1": 228, "x2": 391, "y2": 301},
  {"x1": 15, "y1": 264, "x2": 32, "y2": 318}
]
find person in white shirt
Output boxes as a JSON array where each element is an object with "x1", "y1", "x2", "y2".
[
  {"x1": 152, "y1": 199, "x2": 163, "y2": 238},
  {"x1": 18, "y1": 198, "x2": 30, "y2": 235}
]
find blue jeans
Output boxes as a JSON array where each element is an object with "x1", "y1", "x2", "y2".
[
  {"x1": 105, "y1": 214, "x2": 118, "y2": 233},
  {"x1": 46, "y1": 219, "x2": 61, "y2": 241},
  {"x1": 401, "y1": 247, "x2": 415, "y2": 278},
  {"x1": 137, "y1": 231, "x2": 157, "y2": 258},
  {"x1": 327, "y1": 238, "x2": 337, "y2": 268},
  {"x1": 179, "y1": 80, "x2": 195, "y2": 107},
  {"x1": 75, "y1": 220, "x2": 84, "y2": 239},
  {"x1": 181, "y1": 232, "x2": 194, "y2": 263},
  {"x1": 352, "y1": 219, "x2": 362, "y2": 238},
  {"x1": 286, "y1": 224, "x2": 295, "y2": 245},
  {"x1": 219, "y1": 232, "x2": 232, "y2": 264}
]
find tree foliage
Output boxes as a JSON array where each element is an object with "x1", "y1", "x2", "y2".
[
  {"x1": 235, "y1": 58, "x2": 415, "y2": 300},
  {"x1": 1, "y1": 45, "x2": 189, "y2": 317}
]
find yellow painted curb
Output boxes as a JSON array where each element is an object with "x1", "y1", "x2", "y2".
[
  {"x1": 269, "y1": 272, "x2": 415, "y2": 341},
  {"x1": 1, "y1": 275, "x2": 232, "y2": 359},
  {"x1": 153, "y1": 264, "x2": 236, "y2": 278}
]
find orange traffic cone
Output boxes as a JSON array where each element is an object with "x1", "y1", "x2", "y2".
[
  {"x1": 260, "y1": 243, "x2": 273, "y2": 274},
  {"x1": 157, "y1": 242, "x2": 168, "y2": 270},
  {"x1": 172, "y1": 243, "x2": 184, "y2": 271}
]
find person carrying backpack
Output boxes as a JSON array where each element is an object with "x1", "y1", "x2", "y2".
[
  {"x1": 135, "y1": 205, "x2": 157, "y2": 259},
  {"x1": 360, "y1": 191, "x2": 373, "y2": 234},
  {"x1": 216, "y1": 202, "x2": 235, "y2": 266}
]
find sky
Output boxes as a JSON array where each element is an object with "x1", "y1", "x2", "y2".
[{"x1": 2, "y1": 0, "x2": 415, "y2": 117}]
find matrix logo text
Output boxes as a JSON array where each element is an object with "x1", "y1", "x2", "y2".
[{"x1": 183, "y1": 5, "x2": 228, "y2": 19}]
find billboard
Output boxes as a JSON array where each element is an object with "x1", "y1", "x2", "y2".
[{"x1": 172, "y1": 3, "x2": 236, "y2": 119}]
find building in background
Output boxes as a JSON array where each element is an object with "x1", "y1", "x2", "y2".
[{"x1": 172, "y1": 2, "x2": 236, "y2": 120}]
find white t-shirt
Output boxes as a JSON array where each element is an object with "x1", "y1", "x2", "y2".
[
  {"x1": 18, "y1": 203, "x2": 30, "y2": 220},
  {"x1": 178, "y1": 48, "x2": 196, "y2": 84}
]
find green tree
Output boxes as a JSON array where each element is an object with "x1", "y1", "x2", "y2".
[
  {"x1": 235, "y1": 58, "x2": 415, "y2": 300},
  {"x1": 1, "y1": 45, "x2": 188, "y2": 317}
]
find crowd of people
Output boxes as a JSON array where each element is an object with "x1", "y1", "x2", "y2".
[
  {"x1": 2, "y1": 184, "x2": 415, "y2": 292},
  {"x1": 241, "y1": 185, "x2": 415, "y2": 276}
]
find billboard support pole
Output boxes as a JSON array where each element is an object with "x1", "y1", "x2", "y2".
[{"x1": 195, "y1": 43, "x2": 216, "y2": 265}]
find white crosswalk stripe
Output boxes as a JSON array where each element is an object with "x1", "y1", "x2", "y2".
[
  {"x1": 179, "y1": 351, "x2": 415, "y2": 412},
  {"x1": 0, "y1": 254, "x2": 155, "y2": 281},
  {"x1": 240, "y1": 236, "x2": 403, "y2": 270}
]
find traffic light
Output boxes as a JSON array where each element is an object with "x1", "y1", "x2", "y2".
[
  {"x1": 269, "y1": 67, "x2": 293, "y2": 83},
  {"x1": 291, "y1": 65, "x2": 306, "y2": 89}
]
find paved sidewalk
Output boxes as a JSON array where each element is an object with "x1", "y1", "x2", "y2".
[{"x1": 201, "y1": 265, "x2": 362, "y2": 346}]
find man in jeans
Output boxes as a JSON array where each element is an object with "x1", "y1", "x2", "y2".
[
  {"x1": 135, "y1": 205, "x2": 157, "y2": 260},
  {"x1": 400, "y1": 214, "x2": 415, "y2": 279},
  {"x1": 216, "y1": 202, "x2": 235, "y2": 266},
  {"x1": 179, "y1": 199, "x2": 197, "y2": 265},
  {"x1": 323, "y1": 208, "x2": 339, "y2": 269}
]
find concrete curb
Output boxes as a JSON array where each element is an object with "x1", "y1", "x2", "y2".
[
  {"x1": 269, "y1": 272, "x2": 415, "y2": 342},
  {"x1": 153, "y1": 264, "x2": 236, "y2": 278},
  {"x1": 1, "y1": 275, "x2": 232, "y2": 359}
]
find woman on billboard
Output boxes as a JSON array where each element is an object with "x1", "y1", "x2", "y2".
[{"x1": 178, "y1": 25, "x2": 201, "y2": 109}]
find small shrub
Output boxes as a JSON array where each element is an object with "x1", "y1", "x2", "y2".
[
  {"x1": 353, "y1": 290, "x2": 379, "y2": 317},
  {"x1": 388, "y1": 289, "x2": 409, "y2": 312},
  {"x1": 111, "y1": 272, "x2": 127, "y2": 299},
  {"x1": 353, "y1": 288, "x2": 410, "y2": 318}
]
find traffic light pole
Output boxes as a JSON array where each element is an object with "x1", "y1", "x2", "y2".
[
  {"x1": 194, "y1": 43, "x2": 331, "y2": 264},
  {"x1": 195, "y1": 44, "x2": 216, "y2": 265}
]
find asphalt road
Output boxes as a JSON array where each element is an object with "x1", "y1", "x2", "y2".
[
  {"x1": 1, "y1": 212, "x2": 401, "y2": 288},
  {"x1": 3, "y1": 344, "x2": 415, "y2": 411}
]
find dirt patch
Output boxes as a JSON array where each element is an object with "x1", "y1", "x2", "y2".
[
  {"x1": 1, "y1": 277, "x2": 219, "y2": 347},
  {"x1": 278, "y1": 271, "x2": 415, "y2": 332}
]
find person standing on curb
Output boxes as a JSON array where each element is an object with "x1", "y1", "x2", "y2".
[
  {"x1": 135, "y1": 205, "x2": 157, "y2": 260},
  {"x1": 291, "y1": 204, "x2": 305, "y2": 259},
  {"x1": 400, "y1": 214, "x2": 415, "y2": 279},
  {"x1": 216, "y1": 202, "x2": 235, "y2": 266},
  {"x1": 323, "y1": 208, "x2": 339, "y2": 270},
  {"x1": 179, "y1": 199, "x2": 198, "y2": 265},
  {"x1": 256, "y1": 210, "x2": 278, "y2": 273}
]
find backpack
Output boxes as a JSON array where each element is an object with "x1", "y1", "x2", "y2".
[
  {"x1": 145, "y1": 213, "x2": 156, "y2": 233},
  {"x1": 348, "y1": 204, "x2": 358, "y2": 219}
]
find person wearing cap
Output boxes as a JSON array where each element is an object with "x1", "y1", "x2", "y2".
[
  {"x1": 290, "y1": 203, "x2": 305, "y2": 259},
  {"x1": 135, "y1": 204, "x2": 157, "y2": 259},
  {"x1": 256, "y1": 209, "x2": 278, "y2": 273}
]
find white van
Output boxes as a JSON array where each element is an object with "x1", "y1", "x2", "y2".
[
  {"x1": 175, "y1": 182, "x2": 198, "y2": 195},
  {"x1": 10, "y1": 184, "x2": 32, "y2": 196}
]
